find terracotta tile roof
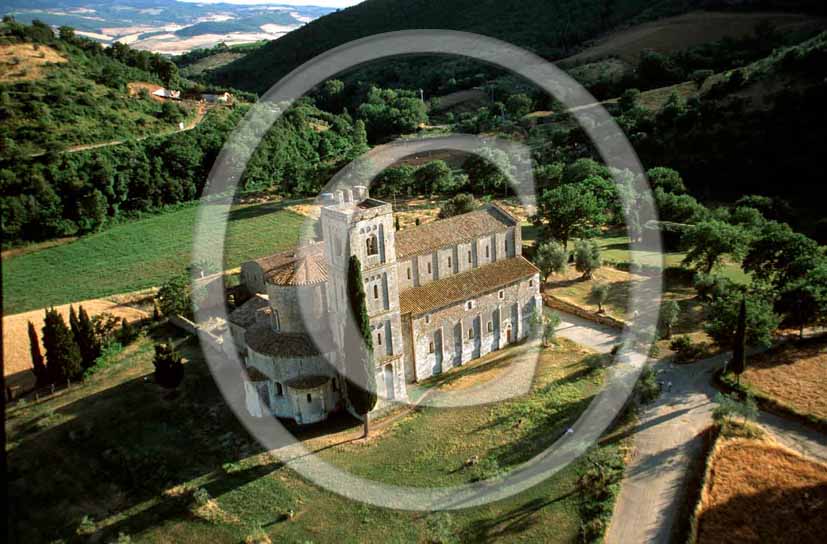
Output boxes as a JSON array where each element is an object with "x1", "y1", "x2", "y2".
[
  {"x1": 395, "y1": 204, "x2": 517, "y2": 258},
  {"x1": 243, "y1": 365, "x2": 269, "y2": 382},
  {"x1": 245, "y1": 322, "x2": 334, "y2": 358},
  {"x1": 228, "y1": 294, "x2": 270, "y2": 328},
  {"x1": 252, "y1": 241, "x2": 325, "y2": 274},
  {"x1": 285, "y1": 375, "x2": 331, "y2": 390},
  {"x1": 266, "y1": 253, "x2": 328, "y2": 287},
  {"x1": 399, "y1": 256, "x2": 539, "y2": 316}
]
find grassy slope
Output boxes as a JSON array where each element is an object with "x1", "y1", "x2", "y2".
[
  {"x1": 0, "y1": 42, "x2": 189, "y2": 157},
  {"x1": 2, "y1": 201, "x2": 307, "y2": 315},
  {"x1": 6, "y1": 330, "x2": 626, "y2": 543}
]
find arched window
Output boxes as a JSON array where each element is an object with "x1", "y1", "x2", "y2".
[
  {"x1": 373, "y1": 284, "x2": 379, "y2": 300},
  {"x1": 271, "y1": 310, "x2": 280, "y2": 332},
  {"x1": 366, "y1": 235, "x2": 379, "y2": 256},
  {"x1": 306, "y1": 393, "x2": 312, "y2": 403}
]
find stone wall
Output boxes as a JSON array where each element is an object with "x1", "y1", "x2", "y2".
[{"x1": 542, "y1": 294, "x2": 626, "y2": 330}]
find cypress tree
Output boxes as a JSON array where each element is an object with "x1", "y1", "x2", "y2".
[
  {"x1": 42, "y1": 308, "x2": 83, "y2": 383},
  {"x1": 730, "y1": 297, "x2": 747, "y2": 382},
  {"x1": 69, "y1": 305, "x2": 80, "y2": 344},
  {"x1": 28, "y1": 321, "x2": 48, "y2": 387},
  {"x1": 77, "y1": 305, "x2": 101, "y2": 369},
  {"x1": 119, "y1": 318, "x2": 135, "y2": 344},
  {"x1": 345, "y1": 255, "x2": 377, "y2": 438}
]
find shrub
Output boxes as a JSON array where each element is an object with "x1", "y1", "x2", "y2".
[
  {"x1": 669, "y1": 335, "x2": 691, "y2": 352},
  {"x1": 713, "y1": 393, "x2": 757, "y2": 426},
  {"x1": 83, "y1": 341, "x2": 124, "y2": 379},
  {"x1": 438, "y1": 193, "x2": 476, "y2": 219},
  {"x1": 589, "y1": 283, "x2": 610, "y2": 313},
  {"x1": 669, "y1": 335, "x2": 706, "y2": 363},
  {"x1": 635, "y1": 365, "x2": 661, "y2": 404}
]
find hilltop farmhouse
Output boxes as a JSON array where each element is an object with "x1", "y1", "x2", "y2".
[{"x1": 229, "y1": 188, "x2": 541, "y2": 425}]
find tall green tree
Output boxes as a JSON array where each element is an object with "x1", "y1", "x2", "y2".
[
  {"x1": 730, "y1": 297, "x2": 747, "y2": 382},
  {"x1": 346, "y1": 255, "x2": 377, "y2": 438},
  {"x1": 705, "y1": 290, "x2": 779, "y2": 350},
  {"x1": 28, "y1": 321, "x2": 48, "y2": 387},
  {"x1": 534, "y1": 184, "x2": 604, "y2": 248},
  {"x1": 681, "y1": 220, "x2": 749, "y2": 274},
  {"x1": 776, "y1": 260, "x2": 827, "y2": 339},
  {"x1": 76, "y1": 306, "x2": 101, "y2": 369},
  {"x1": 415, "y1": 161, "x2": 454, "y2": 195},
  {"x1": 42, "y1": 308, "x2": 83, "y2": 383},
  {"x1": 743, "y1": 221, "x2": 822, "y2": 287},
  {"x1": 69, "y1": 305, "x2": 80, "y2": 344}
]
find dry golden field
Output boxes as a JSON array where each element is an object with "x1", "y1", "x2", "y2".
[
  {"x1": 695, "y1": 437, "x2": 827, "y2": 544},
  {"x1": 0, "y1": 43, "x2": 66, "y2": 83},
  {"x1": 742, "y1": 339, "x2": 827, "y2": 422}
]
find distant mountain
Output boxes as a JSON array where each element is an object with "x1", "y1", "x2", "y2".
[
  {"x1": 0, "y1": 0, "x2": 335, "y2": 54},
  {"x1": 208, "y1": 0, "x2": 827, "y2": 94},
  {"x1": 208, "y1": 0, "x2": 698, "y2": 94}
]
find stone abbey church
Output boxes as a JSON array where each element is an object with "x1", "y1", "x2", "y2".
[{"x1": 228, "y1": 187, "x2": 541, "y2": 425}]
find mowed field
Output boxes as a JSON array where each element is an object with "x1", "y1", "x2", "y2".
[
  {"x1": 5, "y1": 328, "x2": 626, "y2": 543},
  {"x1": 694, "y1": 436, "x2": 827, "y2": 544},
  {"x1": 3, "y1": 294, "x2": 151, "y2": 393},
  {"x1": 2, "y1": 201, "x2": 308, "y2": 316},
  {"x1": 741, "y1": 338, "x2": 827, "y2": 423},
  {"x1": 563, "y1": 10, "x2": 827, "y2": 66}
]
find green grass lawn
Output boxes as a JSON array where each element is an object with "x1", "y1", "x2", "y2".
[
  {"x1": 6, "y1": 329, "x2": 627, "y2": 543},
  {"x1": 2, "y1": 201, "x2": 308, "y2": 315}
]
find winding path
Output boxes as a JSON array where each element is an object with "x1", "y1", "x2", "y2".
[{"x1": 549, "y1": 310, "x2": 827, "y2": 544}]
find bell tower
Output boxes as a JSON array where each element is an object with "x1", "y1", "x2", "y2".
[{"x1": 320, "y1": 186, "x2": 408, "y2": 404}]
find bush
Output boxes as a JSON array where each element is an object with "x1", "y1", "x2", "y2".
[
  {"x1": 438, "y1": 193, "x2": 476, "y2": 219},
  {"x1": 589, "y1": 283, "x2": 610, "y2": 313},
  {"x1": 669, "y1": 335, "x2": 691, "y2": 352},
  {"x1": 635, "y1": 365, "x2": 661, "y2": 404},
  {"x1": 669, "y1": 335, "x2": 706, "y2": 363}
]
